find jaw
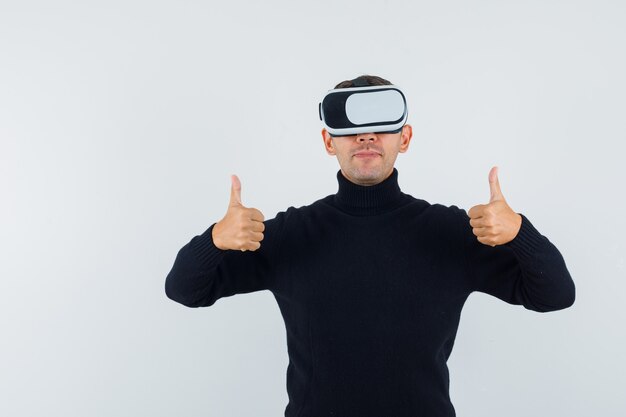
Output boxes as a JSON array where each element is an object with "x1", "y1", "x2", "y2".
[{"x1": 342, "y1": 158, "x2": 390, "y2": 186}]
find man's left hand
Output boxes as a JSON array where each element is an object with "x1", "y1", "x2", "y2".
[{"x1": 467, "y1": 166, "x2": 522, "y2": 247}]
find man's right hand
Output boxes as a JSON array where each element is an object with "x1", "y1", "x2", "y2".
[{"x1": 212, "y1": 174, "x2": 265, "y2": 251}]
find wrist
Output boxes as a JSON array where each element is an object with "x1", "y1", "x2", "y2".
[{"x1": 212, "y1": 221, "x2": 226, "y2": 250}]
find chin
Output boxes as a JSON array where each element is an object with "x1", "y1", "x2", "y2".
[{"x1": 351, "y1": 166, "x2": 385, "y2": 181}]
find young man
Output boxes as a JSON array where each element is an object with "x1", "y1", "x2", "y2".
[{"x1": 165, "y1": 74, "x2": 576, "y2": 417}]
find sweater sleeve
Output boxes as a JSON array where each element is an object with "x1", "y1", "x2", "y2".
[
  {"x1": 455, "y1": 207, "x2": 576, "y2": 312},
  {"x1": 164, "y1": 209, "x2": 288, "y2": 308}
]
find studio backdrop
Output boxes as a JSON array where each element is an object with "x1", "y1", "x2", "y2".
[{"x1": 1, "y1": 1, "x2": 624, "y2": 416}]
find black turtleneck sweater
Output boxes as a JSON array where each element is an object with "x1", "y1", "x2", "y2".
[{"x1": 165, "y1": 167, "x2": 576, "y2": 417}]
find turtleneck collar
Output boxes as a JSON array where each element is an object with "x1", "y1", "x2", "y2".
[{"x1": 331, "y1": 167, "x2": 406, "y2": 216}]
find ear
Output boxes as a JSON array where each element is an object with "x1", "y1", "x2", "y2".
[
  {"x1": 398, "y1": 124, "x2": 413, "y2": 153},
  {"x1": 322, "y1": 128, "x2": 336, "y2": 155}
]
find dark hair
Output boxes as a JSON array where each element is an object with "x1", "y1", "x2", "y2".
[{"x1": 334, "y1": 74, "x2": 392, "y2": 89}]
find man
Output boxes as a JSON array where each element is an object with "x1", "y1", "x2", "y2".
[{"x1": 165, "y1": 74, "x2": 576, "y2": 417}]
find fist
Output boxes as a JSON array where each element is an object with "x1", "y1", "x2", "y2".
[
  {"x1": 212, "y1": 174, "x2": 265, "y2": 251},
  {"x1": 467, "y1": 166, "x2": 522, "y2": 247}
]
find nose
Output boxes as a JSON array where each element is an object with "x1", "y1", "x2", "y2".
[{"x1": 356, "y1": 132, "x2": 377, "y2": 142}]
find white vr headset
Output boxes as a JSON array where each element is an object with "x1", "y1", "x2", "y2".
[{"x1": 319, "y1": 83, "x2": 408, "y2": 137}]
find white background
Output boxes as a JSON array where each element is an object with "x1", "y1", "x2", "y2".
[{"x1": 1, "y1": 0, "x2": 625, "y2": 416}]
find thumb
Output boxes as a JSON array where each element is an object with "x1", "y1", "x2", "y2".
[
  {"x1": 229, "y1": 174, "x2": 243, "y2": 207},
  {"x1": 488, "y1": 166, "x2": 504, "y2": 203}
]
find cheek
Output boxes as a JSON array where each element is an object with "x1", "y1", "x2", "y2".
[{"x1": 332, "y1": 144, "x2": 345, "y2": 156}]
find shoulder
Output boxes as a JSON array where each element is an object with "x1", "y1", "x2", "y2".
[
  {"x1": 280, "y1": 194, "x2": 338, "y2": 219},
  {"x1": 406, "y1": 199, "x2": 469, "y2": 239},
  {"x1": 401, "y1": 194, "x2": 467, "y2": 220},
  {"x1": 419, "y1": 199, "x2": 468, "y2": 218},
  {"x1": 266, "y1": 196, "x2": 330, "y2": 226}
]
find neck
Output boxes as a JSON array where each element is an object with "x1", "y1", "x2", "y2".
[{"x1": 332, "y1": 167, "x2": 405, "y2": 216}]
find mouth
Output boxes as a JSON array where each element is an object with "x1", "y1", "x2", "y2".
[{"x1": 354, "y1": 151, "x2": 381, "y2": 158}]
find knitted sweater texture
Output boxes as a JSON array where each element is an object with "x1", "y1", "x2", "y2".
[{"x1": 165, "y1": 167, "x2": 576, "y2": 417}]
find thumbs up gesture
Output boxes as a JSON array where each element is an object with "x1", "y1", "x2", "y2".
[
  {"x1": 211, "y1": 174, "x2": 265, "y2": 251},
  {"x1": 467, "y1": 166, "x2": 522, "y2": 247}
]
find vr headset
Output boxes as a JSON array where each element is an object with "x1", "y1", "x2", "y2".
[{"x1": 319, "y1": 82, "x2": 408, "y2": 137}]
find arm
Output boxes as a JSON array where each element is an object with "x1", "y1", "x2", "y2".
[
  {"x1": 456, "y1": 207, "x2": 576, "y2": 312},
  {"x1": 164, "y1": 210, "x2": 288, "y2": 308}
]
